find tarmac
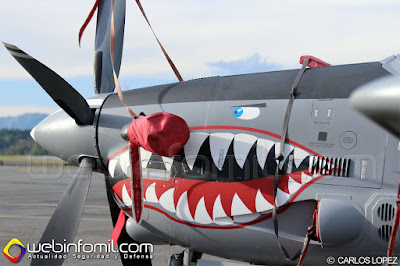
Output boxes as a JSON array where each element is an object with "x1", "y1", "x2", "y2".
[{"x1": 0, "y1": 165, "x2": 234, "y2": 266}]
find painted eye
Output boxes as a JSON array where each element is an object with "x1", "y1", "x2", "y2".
[
  {"x1": 233, "y1": 107, "x2": 244, "y2": 117},
  {"x1": 233, "y1": 107, "x2": 260, "y2": 120}
]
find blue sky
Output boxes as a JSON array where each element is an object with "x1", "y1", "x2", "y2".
[{"x1": 1, "y1": 0, "x2": 400, "y2": 116}]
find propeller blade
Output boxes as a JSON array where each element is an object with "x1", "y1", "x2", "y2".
[
  {"x1": 31, "y1": 158, "x2": 94, "y2": 266},
  {"x1": 350, "y1": 76, "x2": 400, "y2": 138},
  {"x1": 94, "y1": 0, "x2": 126, "y2": 94},
  {"x1": 3, "y1": 42, "x2": 93, "y2": 125}
]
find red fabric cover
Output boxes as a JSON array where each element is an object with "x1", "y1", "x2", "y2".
[
  {"x1": 300, "y1": 55, "x2": 331, "y2": 68},
  {"x1": 127, "y1": 112, "x2": 190, "y2": 157},
  {"x1": 126, "y1": 112, "x2": 189, "y2": 224},
  {"x1": 130, "y1": 143, "x2": 143, "y2": 223}
]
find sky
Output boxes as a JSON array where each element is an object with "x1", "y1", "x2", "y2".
[{"x1": 1, "y1": 0, "x2": 400, "y2": 117}]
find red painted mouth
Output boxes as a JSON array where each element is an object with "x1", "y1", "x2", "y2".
[
  {"x1": 113, "y1": 170, "x2": 322, "y2": 226},
  {"x1": 109, "y1": 126, "x2": 325, "y2": 227}
]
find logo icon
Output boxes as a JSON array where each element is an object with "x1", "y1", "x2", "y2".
[{"x1": 3, "y1": 238, "x2": 26, "y2": 263}]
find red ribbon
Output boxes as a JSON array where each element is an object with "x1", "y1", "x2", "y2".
[
  {"x1": 79, "y1": 0, "x2": 183, "y2": 82},
  {"x1": 387, "y1": 173, "x2": 400, "y2": 265},
  {"x1": 129, "y1": 142, "x2": 143, "y2": 223},
  {"x1": 78, "y1": 0, "x2": 100, "y2": 46},
  {"x1": 135, "y1": 0, "x2": 183, "y2": 82},
  {"x1": 110, "y1": 0, "x2": 137, "y2": 119},
  {"x1": 109, "y1": 209, "x2": 126, "y2": 247}
]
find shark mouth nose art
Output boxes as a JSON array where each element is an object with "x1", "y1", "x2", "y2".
[{"x1": 109, "y1": 127, "x2": 324, "y2": 226}]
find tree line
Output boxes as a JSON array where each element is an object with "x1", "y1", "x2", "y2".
[{"x1": 0, "y1": 129, "x2": 49, "y2": 155}]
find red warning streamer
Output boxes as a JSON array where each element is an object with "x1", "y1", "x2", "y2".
[
  {"x1": 109, "y1": 209, "x2": 126, "y2": 247},
  {"x1": 110, "y1": 0, "x2": 137, "y2": 119},
  {"x1": 134, "y1": 0, "x2": 183, "y2": 82},
  {"x1": 387, "y1": 173, "x2": 400, "y2": 265},
  {"x1": 129, "y1": 142, "x2": 143, "y2": 223},
  {"x1": 78, "y1": 0, "x2": 100, "y2": 46},
  {"x1": 79, "y1": 0, "x2": 183, "y2": 82}
]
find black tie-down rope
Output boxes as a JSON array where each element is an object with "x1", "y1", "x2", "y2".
[{"x1": 272, "y1": 57, "x2": 317, "y2": 265}]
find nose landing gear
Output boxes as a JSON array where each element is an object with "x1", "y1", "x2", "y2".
[{"x1": 168, "y1": 249, "x2": 202, "y2": 266}]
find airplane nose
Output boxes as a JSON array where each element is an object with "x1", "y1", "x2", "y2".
[
  {"x1": 31, "y1": 110, "x2": 98, "y2": 165},
  {"x1": 30, "y1": 126, "x2": 37, "y2": 142}
]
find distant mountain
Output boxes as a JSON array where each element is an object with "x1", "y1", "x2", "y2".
[{"x1": 0, "y1": 113, "x2": 48, "y2": 130}]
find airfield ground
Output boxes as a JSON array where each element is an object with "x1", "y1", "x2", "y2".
[{"x1": 0, "y1": 162, "x2": 236, "y2": 266}]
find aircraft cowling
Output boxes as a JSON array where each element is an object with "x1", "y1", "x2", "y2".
[
  {"x1": 30, "y1": 110, "x2": 97, "y2": 166},
  {"x1": 127, "y1": 112, "x2": 190, "y2": 157},
  {"x1": 125, "y1": 218, "x2": 169, "y2": 245},
  {"x1": 317, "y1": 198, "x2": 364, "y2": 246}
]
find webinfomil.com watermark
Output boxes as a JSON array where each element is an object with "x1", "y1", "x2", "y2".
[{"x1": 4, "y1": 238, "x2": 153, "y2": 263}]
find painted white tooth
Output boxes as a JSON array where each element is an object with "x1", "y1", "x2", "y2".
[
  {"x1": 162, "y1": 156, "x2": 174, "y2": 172},
  {"x1": 233, "y1": 134, "x2": 257, "y2": 168},
  {"x1": 145, "y1": 183, "x2": 158, "y2": 203},
  {"x1": 159, "y1": 188, "x2": 176, "y2": 213},
  {"x1": 283, "y1": 144, "x2": 294, "y2": 167},
  {"x1": 275, "y1": 189, "x2": 290, "y2": 207},
  {"x1": 255, "y1": 189, "x2": 274, "y2": 213},
  {"x1": 321, "y1": 158, "x2": 326, "y2": 175},
  {"x1": 313, "y1": 173, "x2": 321, "y2": 178},
  {"x1": 325, "y1": 159, "x2": 330, "y2": 174},
  {"x1": 213, "y1": 195, "x2": 228, "y2": 219},
  {"x1": 176, "y1": 191, "x2": 194, "y2": 222},
  {"x1": 274, "y1": 142, "x2": 282, "y2": 157},
  {"x1": 287, "y1": 155, "x2": 294, "y2": 174},
  {"x1": 311, "y1": 157, "x2": 317, "y2": 174},
  {"x1": 140, "y1": 147, "x2": 152, "y2": 169},
  {"x1": 301, "y1": 172, "x2": 313, "y2": 184},
  {"x1": 231, "y1": 193, "x2": 252, "y2": 216},
  {"x1": 233, "y1": 213, "x2": 260, "y2": 223},
  {"x1": 327, "y1": 160, "x2": 332, "y2": 175},
  {"x1": 209, "y1": 133, "x2": 235, "y2": 171},
  {"x1": 214, "y1": 216, "x2": 234, "y2": 225},
  {"x1": 184, "y1": 132, "x2": 209, "y2": 170},
  {"x1": 294, "y1": 148, "x2": 309, "y2": 168},
  {"x1": 122, "y1": 184, "x2": 133, "y2": 206},
  {"x1": 318, "y1": 158, "x2": 323, "y2": 174},
  {"x1": 194, "y1": 197, "x2": 213, "y2": 224},
  {"x1": 256, "y1": 139, "x2": 275, "y2": 169},
  {"x1": 213, "y1": 195, "x2": 234, "y2": 225},
  {"x1": 313, "y1": 156, "x2": 319, "y2": 174},
  {"x1": 326, "y1": 158, "x2": 332, "y2": 174},
  {"x1": 114, "y1": 192, "x2": 126, "y2": 207},
  {"x1": 308, "y1": 156, "x2": 314, "y2": 174},
  {"x1": 119, "y1": 151, "x2": 131, "y2": 177},
  {"x1": 288, "y1": 177, "x2": 302, "y2": 195},
  {"x1": 275, "y1": 143, "x2": 294, "y2": 169},
  {"x1": 108, "y1": 158, "x2": 118, "y2": 177}
]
